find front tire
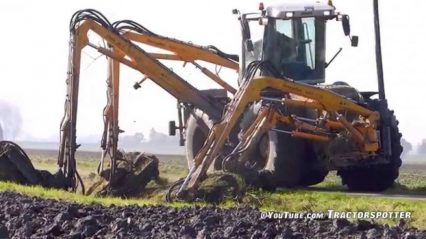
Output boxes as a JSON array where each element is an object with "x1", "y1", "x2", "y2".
[{"x1": 244, "y1": 104, "x2": 328, "y2": 189}]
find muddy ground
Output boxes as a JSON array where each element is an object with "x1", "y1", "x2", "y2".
[{"x1": 0, "y1": 192, "x2": 425, "y2": 239}]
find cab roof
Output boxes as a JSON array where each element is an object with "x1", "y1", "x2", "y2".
[{"x1": 265, "y1": 0, "x2": 336, "y2": 18}]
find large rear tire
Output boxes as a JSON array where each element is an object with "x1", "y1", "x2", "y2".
[
  {"x1": 184, "y1": 111, "x2": 212, "y2": 169},
  {"x1": 338, "y1": 101, "x2": 402, "y2": 192}
]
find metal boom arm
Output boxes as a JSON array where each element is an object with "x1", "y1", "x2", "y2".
[{"x1": 58, "y1": 14, "x2": 239, "y2": 190}]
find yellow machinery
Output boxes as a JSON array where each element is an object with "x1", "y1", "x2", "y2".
[
  {"x1": 0, "y1": 0, "x2": 401, "y2": 200},
  {"x1": 58, "y1": 10, "x2": 241, "y2": 192}
]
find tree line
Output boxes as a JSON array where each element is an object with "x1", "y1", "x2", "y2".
[
  {"x1": 120, "y1": 130, "x2": 426, "y2": 157},
  {"x1": 401, "y1": 138, "x2": 426, "y2": 156}
]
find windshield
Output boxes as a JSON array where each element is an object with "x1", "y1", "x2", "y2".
[
  {"x1": 247, "y1": 17, "x2": 325, "y2": 83},
  {"x1": 244, "y1": 20, "x2": 264, "y2": 66}
]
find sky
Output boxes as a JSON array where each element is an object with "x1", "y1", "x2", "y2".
[{"x1": 0, "y1": 0, "x2": 425, "y2": 146}]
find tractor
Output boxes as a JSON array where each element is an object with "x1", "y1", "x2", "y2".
[{"x1": 177, "y1": 0, "x2": 402, "y2": 198}]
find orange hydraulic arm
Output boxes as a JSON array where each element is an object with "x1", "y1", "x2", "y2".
[
  {"x1": 72, "y1": 20, "x2": 232, "y2": 118},
  {"x1": 92, "y1": 29, "x2": 239, "y2": 94},
  {"x1": 102, "y1": 30, "x2": 239, "y2": 95},
  {"x1": 122, "y1": 31, "x2": 238, "y2": 70},
  {"x1": 58, "y1": 10, "x2": 240, "y2": 191}
]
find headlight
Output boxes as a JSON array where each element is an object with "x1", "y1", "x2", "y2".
[{"x1": 285, "y1": 12, "x2": 294, "y2": 18}]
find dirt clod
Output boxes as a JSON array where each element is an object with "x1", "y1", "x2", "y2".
[
  {"x1": 333, "y1": 218, "x2": 351, "y2": 230},
  {"x1": 357, "y1": 219, "x2": 375, "y2": 230},
  {"x1": 196, "y1": 173, "x2": 245, "y2": 203},
  {"x1": 87, "y1": 152, "x2": 160, "y2": 197}
]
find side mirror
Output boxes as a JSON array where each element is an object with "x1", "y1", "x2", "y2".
[
  {"x1": 342, "y1": 15, "x2": 351, "y2": 36},
  {"x1": 232, "y1": 9, "x2": 239, "y2": 15},
  {"x1": 351, "y1": 36, "x2": 359, "y2": 47},
  {"x1": 168, "y1": 121, "x2": 176, "y2": 136}
]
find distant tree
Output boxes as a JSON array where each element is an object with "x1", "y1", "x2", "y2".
[
  {"x1": 149, "y1": 128, "x2": 167, "y2": 143},
  {"x1": 133, "y1": 133, "x2": 145, "y2": 142},
  {"x1": 400, "y1": 138, "x2": 413, "y2": 157},
  {"x1": 147, "y1": 128, "x2": 180, "y2": 144},
  {"x1": 120, "y1": 132, "x2": 145, "y2": 146},
  {"x1": 0, "y1": 100, "x2": 23, "y2": 140},
  {"x1": 418, "y1": 139, "x2": 426, "y2": 155}
]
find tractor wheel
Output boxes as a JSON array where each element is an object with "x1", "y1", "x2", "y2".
[
  {"x1": 265, "y1": 127, "x2": 309, "y2": 188},
  {"x1": 265, "y1": 126, "x2": 328, "y2": 188},
  {"x1": 184, "y1": 110, "x2": 212, "y2": 169},
  {"x1": 240, "y1": 103, "x2": 306, "y2": 188},
  {"x1": 338, "y1": 102, "x2": 402, "y2": 191},
  {"x1": 241, "y1": 103, "x2": 328, "y2": 189}
]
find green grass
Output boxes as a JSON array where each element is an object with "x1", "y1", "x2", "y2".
[
  {"x1": 393, "y1": 164, "x2": 426, "y2": 193},
  {"x1": 314, "y1": 167, "x2": 426, "y2": 195},
  {"x1": 29, "y1": 150, "x2": 189, "y2": 188},
  {"x1": 1, "y1": 181, "x2": 425, "y2": 227},
  {"x1": 0, "y1": 181, "x2": 194, "y2": 208},
  {"x1": 3, "y1": 149, "x2": 426, "y2": 228}
]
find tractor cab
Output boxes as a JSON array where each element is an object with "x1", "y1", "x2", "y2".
[{"x1": 235, "y1": 1, "x2": 357, "y2": 84}]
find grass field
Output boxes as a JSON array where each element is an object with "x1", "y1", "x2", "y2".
[{"x1": 2, "y1": 149, "x2": 426, "y2": 228}]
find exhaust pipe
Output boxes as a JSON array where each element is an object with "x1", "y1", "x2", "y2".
[
  {"x1": 374, "y1": 0, "x2": 386, "y2": 100},
  {"x1": 373, "y1": 0, "x2": 393, "y2": 156}
]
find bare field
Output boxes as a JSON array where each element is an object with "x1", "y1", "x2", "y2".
[{"x1": 9, "y1": 149, "x2": 426, "y2": 228}]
